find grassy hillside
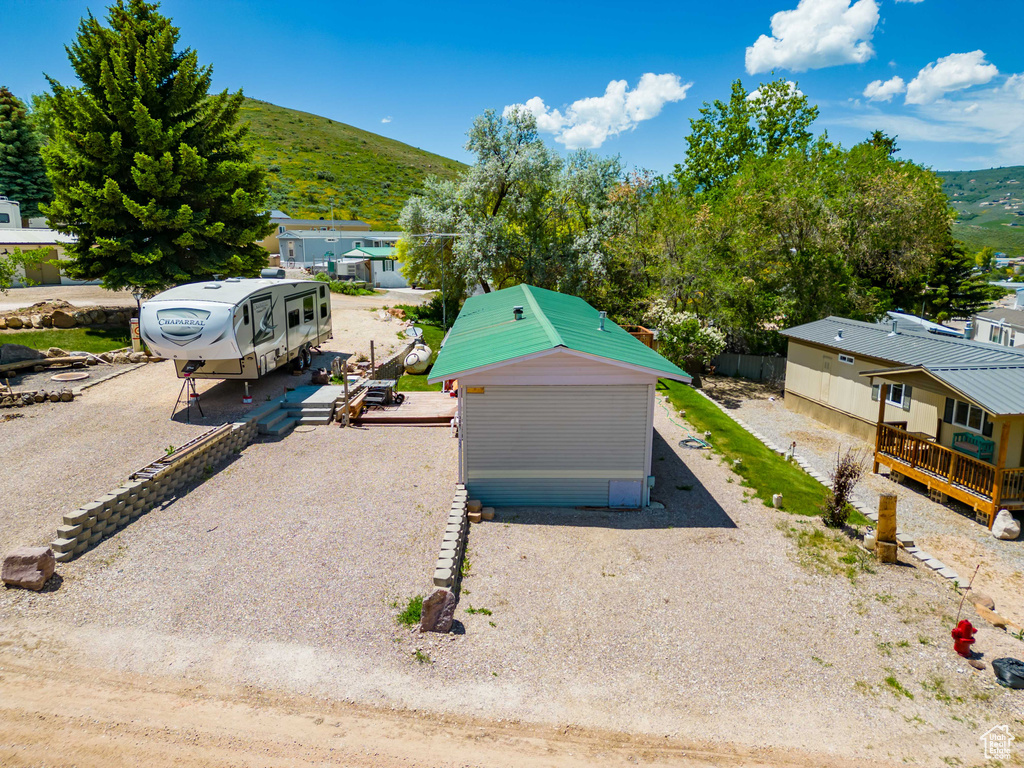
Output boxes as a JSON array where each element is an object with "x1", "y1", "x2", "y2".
[
  {"x1": 939, "y1": 166, "x2": 1024, "y2": 257},
  {"x1": 240, "y1": 99, "x2": 466, "y2": 229}
]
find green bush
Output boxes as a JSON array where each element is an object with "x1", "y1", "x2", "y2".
[
  {"x1": 329, "y1": 280, "x2": 375, "y2": 296},
  {"x1": 314, "y1": 272, "x2": 330, "y2": 282}
]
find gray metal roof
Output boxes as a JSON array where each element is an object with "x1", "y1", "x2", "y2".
[
  {"x1": 781, "y1": 316, "x2": 1024, "y2": 367},
  {"x1": 922, "y1": 365, "x2": 1024, "y2": 415}
]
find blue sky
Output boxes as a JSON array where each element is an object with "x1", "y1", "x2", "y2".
[{"x1": 5, "y1": 0, "x2": 1022, "y2": 173}]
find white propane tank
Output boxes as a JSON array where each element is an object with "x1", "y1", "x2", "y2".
[{"x1": 404, "y1": 343, "x2": 432, "y2": 374}]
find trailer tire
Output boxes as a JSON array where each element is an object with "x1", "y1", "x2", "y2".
[{"x1": 301, "y1": 347, "x2": 312, "y2": 369}]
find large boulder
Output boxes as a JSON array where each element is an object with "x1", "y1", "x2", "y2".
[
  {"x1": 0, "y1": 344, "x2": 47, "y2": 366},
  {"x1": 5, "y1": 316, "x2": 22, "y2": 329},
  {"x1": 992, "y1": 510, "x2": 1021, "y2": 541},
  {"x1": 2, "y1": 547, "x2": 56, "y2": 591},
  {"x1": 50, "y1": 310, "x2": 76, "y2": 328},
  {"x1": 30, "y1": 314, "x2": 43, "y2": 329},
  {"x1": 419, "y1": 588, "x2": 458, "y2": 633},
  {"x1": 46, "y1": 346, "x2": 70, "y2": 358}
]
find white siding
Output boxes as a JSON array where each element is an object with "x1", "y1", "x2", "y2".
[{"x1": 463, "y1": 384, "x2": 652, "y2": 506}]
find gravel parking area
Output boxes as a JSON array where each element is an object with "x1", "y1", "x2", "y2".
[
  {"x1": 3, "y1": 394, "x2": 1019, "y2": 765},
  {"x1": 0, "y1": 288, "x2": 427, "y2": 555},
  {"x1": 710, "y1": 376, "x2": 1024, "y2": 628}
]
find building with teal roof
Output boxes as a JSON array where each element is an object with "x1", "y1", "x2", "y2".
[{"x1": 428, "y1": 284, "x2": 691, "y2": 508}]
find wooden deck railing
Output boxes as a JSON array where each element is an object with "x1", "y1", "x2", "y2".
[
  {"x1": 1002, "y1": 467, "x2": 1024, "y2": 503},
  {"x1": 877, "y1": 423, "x2": 1000, "y2": 498}
]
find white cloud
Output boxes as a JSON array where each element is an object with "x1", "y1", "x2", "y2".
[
  {"x1": 381, "y1": 116, "x2": 392, "y2": 124},
  {"x1": 1005, "y1": 73, "x2": 1024, "y2": 99},
  {"x1": 747, "y1": 80, "x2": 804, "y2": 101},
  {"x1": 863, "y1": 75, "x2": 906, "y2": 102},
  {"x1": 745, "y1": 0, "x2": 879, "y2": 74},
  {"x1": 905, "y1": 50, "x2": 998, "y2": 105},
  {"x1": 505, "y1": 73, "x2": 691, "y2": 150},
  {"x1": 894, "y1": 0, "x2": 924, "y2": 3},
  {"x1": 835, "y1": 72, "x2": 1024, "y2": 167}
]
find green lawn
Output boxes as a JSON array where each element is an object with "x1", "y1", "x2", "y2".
[
  {"x1": 658, "y1": 380, "x2": 869, "y2": 526},
  {"x1": 1, "y1": 327, "x2": 131, "y2": 354},
  {"x1": 395, "y1": 323, "x2": 445, "y2": 392}
]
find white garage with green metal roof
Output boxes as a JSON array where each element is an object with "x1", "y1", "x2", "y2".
[{"x1": 428, "y1": 284, "x2": 691, "y2": 508}]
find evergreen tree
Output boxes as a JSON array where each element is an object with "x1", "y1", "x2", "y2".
[
  {"x1": 925, "y1": 242, "x2": 995, "y2": 322},
  {"x1": 43, "y1": 0, "x2": 272, "y2": 293},
  {"x1": 0, "y1": 87, "x2": 52, "y2": 218}
]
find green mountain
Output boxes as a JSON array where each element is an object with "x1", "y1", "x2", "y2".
[
  {"x1": 240, "y1": 99, "x2": 466, "y2": 228},
  {"x1": 939, "y1": 166, "x2": 1024, "y2": 257}
]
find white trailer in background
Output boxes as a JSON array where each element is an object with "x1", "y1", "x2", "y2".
[{"x1": 140, "y1": 272, "x2": 332, "y2": 380}]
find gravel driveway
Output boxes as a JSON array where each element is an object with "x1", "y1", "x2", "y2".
[
  {"x1": 708, "y1": 376, "x2": 1024, "y2": 628},
  {"x1": 1, "y1": 387, "x2": 1021, "y2": 765}
]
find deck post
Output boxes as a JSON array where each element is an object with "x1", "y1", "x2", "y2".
[
  {"x1": 990, "y1": 422, "x2": 1011, "y2": 529},
  {"x1": 873, "y1": 383, "x2": 889, "y2": 474}
]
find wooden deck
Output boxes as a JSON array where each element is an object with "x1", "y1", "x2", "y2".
[
  {"x1": 874, "y1": 422, "x2": 1024, "y2": 527},
  {"x1": 352, "y1": 391, "x2": 457, "y2": 426}
]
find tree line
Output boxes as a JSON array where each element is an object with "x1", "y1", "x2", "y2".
[
  {"x1": 398, "y1": 81, "x2": 997, "y2": 374},
  {"x1": 0, "y1": 0, "x2": 997, "y2": 376}
]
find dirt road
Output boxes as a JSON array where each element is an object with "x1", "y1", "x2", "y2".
[{"x1": 0, "y1": 646, "x2": 896, "y2": 768}]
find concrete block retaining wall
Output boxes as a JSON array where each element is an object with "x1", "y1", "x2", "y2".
[
  {"x1": 374, "y1": 342, "x2": 415, "y2": 382},
  {"x1": 433, "y1": 484, "x2": 469, "y2": 588},
  {"x1": 49, "y1": 416, "x2": 261, "y2": 562}
]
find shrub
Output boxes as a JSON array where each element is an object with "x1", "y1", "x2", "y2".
[
  {"x1": 821, "y1": 448, "x2": 864, "y2": 528},
  {"x1": 328, "y1": 280, "x2": 375, "y2": 296},
  {"x1": 314, "y1": 272, "x2": 330, "y2": 282}
]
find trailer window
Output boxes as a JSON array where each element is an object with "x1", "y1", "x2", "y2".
[
  {"x1": 303, "y1": 295, "x2": 314, "y2": 322},
  {"x1": 319, "y1": 285, "x2": 326, "y2": 299},
  {"x1": 243, "y1": 305, "x2": 250, "y2": 325},
  {"x1": 320, "y1": 302, "x2": 327, "y2": 319},
  {"x1": 288, "y1": 308, "x2": 300, "y2": 328}
]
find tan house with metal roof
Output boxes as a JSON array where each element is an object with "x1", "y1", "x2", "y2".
[{"x1": 781, "y1": 316, "x2": 1024, "y2": 527}]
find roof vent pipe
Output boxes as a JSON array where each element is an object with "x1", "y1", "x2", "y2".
[
  {"x1": 835, "y1": 329, "x2": 844, "y2": 341},
  {"x1": 512, "y1": 305, "x2": 524, "y2": 321},
  {"x1": 888, "y1": 319, "x2": 898, "y2": 337},
  {"x1": 598, "y1": 310, "x2": 607, "y2": 331}
]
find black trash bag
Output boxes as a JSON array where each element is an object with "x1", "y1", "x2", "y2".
[{"x1": 992, "y1": 658, "x2": 1024, "y2": 689}]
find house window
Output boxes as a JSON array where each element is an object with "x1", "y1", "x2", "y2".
[
  {"x1": 887, "y1": 383, "x2": 906, "y2": 407},
  {"x1": 872, "y1": 382, "x2": 912, "y2": 411},
  {"x1": 384, "y1": 260, "x2": 395, "y2": 272},
  {"x1": 953, "y1": 399, "x2": 985, "y2": 432},
  {"x1": 990, "y1": 325, "x2": 1003, "y2": 343},
  {"x1": 278, "y1": 225, "x2": 285, "y2": 234},
  {"x1": 838, "y1": 354, "x2": 855, "y2": 365}
]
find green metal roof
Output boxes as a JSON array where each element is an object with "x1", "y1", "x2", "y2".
[
  {"x1": 427, "y1": 284, "x2": 691, "y2": 383},
  {"x1": 347, "y1": 246, "x2": 397, "y2": 259}
]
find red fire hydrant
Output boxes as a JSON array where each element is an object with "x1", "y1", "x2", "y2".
[{"x1": 951, "y1": 620, "x2": 977, "y2": 657}]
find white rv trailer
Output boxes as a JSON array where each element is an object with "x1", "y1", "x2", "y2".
[{"x1": 140, "y1": 274, "x2": 333, "y2": 380}]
